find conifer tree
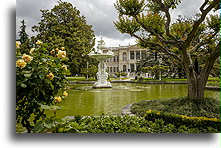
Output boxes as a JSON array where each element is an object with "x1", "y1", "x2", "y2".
[{"x1": 18, "y1": 19, "x2": 29, "y2": 44}]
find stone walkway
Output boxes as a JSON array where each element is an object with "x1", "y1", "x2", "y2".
[{"x1": 121, "y1": 104, "x2": 136, "y2": 116}]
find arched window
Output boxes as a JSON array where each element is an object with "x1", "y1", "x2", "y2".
[
  {"x1": 123, "y1": 52, "x2": 127, "y2": 61},
  {"x1": 123, "y1": 65, "x2": 127, "y2": 72}
]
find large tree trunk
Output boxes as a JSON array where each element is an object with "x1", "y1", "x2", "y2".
[
  {"x1": 187, "y1": 72, "x2": 207, "y2": 99},
  {"x1": 185, "y1": 45, "x2": 219, "y2": 99}
]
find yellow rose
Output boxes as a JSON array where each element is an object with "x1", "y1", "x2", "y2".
[
  {"x1": 29, "y1": 48, "x2": 35, "y2": 54},
  {"x1": 36, "y1": 40, "x2": 43, "y2": 45},
  {"x1": 22, "y1": 54, "x2": 33, "y2": 63},
  {"x1": 16, "y1": 41, "x2": 21, "y2": 49},
  {"x1": 62, "y1": 65, "x2": 68, "y2": 71},
  {"x1": 57, "y1": 50, "x2": 66, "y2": 59},
  {"x1": 63, "y1": 91, "x2": 68, "y2": 97},
  {"x1": 55, "y1": 48, "x2": 59, "y2": 51},
  {"x1": 46, "y1": 72, "x2": 54, "y2": 80},
  {"x1": 54, "y1": 96, "x2": 62, "y2": 103},
  {"x1": 61, "y1": 47, "x2": 65, "y2": 50},
  {"x1": 16, "y1": 59, "x2": 27, "y2": 69}
]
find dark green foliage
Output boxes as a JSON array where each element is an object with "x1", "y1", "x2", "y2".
[
  {"x1": 131, "y1": 97, "x2": 220, "y2": 118},
  {"x1": 144, "y1": 110, "x2": 220, "y2": 132},
  {"x1": 35, "y1": 114, "x2": 219, "y2": 133},
  {"x1": 32, "y1": 1, "x2": 96, "y2": 75},
  {"x1": 18, "y1": 19, "x2": 29, "y2": 44}
]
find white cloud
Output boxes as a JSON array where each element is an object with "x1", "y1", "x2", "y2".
[{"x1": 16, "y1": 0, "x2": 218, "y2": 46}]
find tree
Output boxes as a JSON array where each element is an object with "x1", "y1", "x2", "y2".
[
  {"x1": 18, "y1": 19, "x2": 29, "y2": 44},
  {"x1": 114, "y1": 0, "x2": 219, "y2": 99},
  {"x1": 32, "y1": 0, "x2": 95, "y2": 75}
]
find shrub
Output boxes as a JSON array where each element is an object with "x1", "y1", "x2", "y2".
[
  {"x1": 31, "y1": 115, "x2": 220, "y2": 133},
  {"x1": 144, "y1": 110, "x2": 220, "y2": 132},
  {"x1": 16, "y1": 41, "x2": 70, "y2": 132}
]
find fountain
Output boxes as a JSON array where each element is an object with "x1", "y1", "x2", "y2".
[{"x1": 89, "y1": 38, "x2": 114, "y2": 88}]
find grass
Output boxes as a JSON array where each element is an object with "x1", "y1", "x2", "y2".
[
  {"x1": 130, "y1": 97, "x2": 220, "y2": 119},
  {"x1": 66, "y1": 77, "x2": 96, "y2": 81}
]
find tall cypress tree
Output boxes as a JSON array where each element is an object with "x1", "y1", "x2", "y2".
[{"x1": 18, "y1": 19, "x2": 29, "y2": 44}]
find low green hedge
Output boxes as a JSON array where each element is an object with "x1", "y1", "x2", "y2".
[{"x1": 145, "y1": 110, "x2": 220, "y2": 132}]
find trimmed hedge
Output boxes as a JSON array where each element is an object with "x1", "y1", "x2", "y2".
[{"x1": 145, "y1": 110, "x2": 220, "y2": 132}]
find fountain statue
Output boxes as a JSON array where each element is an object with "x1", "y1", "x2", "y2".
[{"x1": 89, "y1": 38, "x2": 114, "y2": 88}]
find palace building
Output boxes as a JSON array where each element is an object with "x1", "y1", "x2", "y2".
[
  {"x1": 96, "y1": 37, "x2": 164, "y2": 78},
  {"x1": 102, "y1": 44, "x2": 147, "y2": 74}
]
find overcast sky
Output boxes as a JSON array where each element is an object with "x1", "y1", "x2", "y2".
[{"x1": 16, "y1": 0, "x2": 214, "y2": 47}]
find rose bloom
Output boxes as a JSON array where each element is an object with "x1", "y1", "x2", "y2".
[
  {"x1": 61, "y1": 47, "x2": 65, "y2": 50},
  {"x1": 29, "y1": 48, "x2": 35, "y2": 54},
  {"x1": 63, "y1": 91, "x2": 68, "y2": 97},
  {"x1": 22, "y1": 54, "x2": 33, "y2": 63},
  {"x1": 16, "y1": 41, "x2": 21, "y2": 49},
  {"x1": 36, "y1": 40, "x2": 43, "y2": 45},
  {"x1": 57, "y1": 50, "x2": 66, "y2": 59},
  {"x1": 62, "y1": 65, "x2": 67, "y2": 71},
  {"x1": 46, "y1": 72, "x2": 54, "y2": 80},
  {"x1": 54, "y1": 96, "x2": 62, "y2": 103},
  {"x1": 16, "y1": 59, "x2": 27, "y2": 69}
]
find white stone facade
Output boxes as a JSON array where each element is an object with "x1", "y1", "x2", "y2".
[{"x1": 102, "y1": 45, "x2": 148, "y2": 74}]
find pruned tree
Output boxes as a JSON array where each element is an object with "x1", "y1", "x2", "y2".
[{"x1": 114, "y1": 0, "x2": 219, "y2": 99}]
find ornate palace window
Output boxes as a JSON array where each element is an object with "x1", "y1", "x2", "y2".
[
  {"x1": 123, "y1": 65, "x2": 127, "y2": 72},
  {"x1": 130, "y1": 51, "x2": 134, "y2": 60},
  {"x1": 123, "y1": 52, "x2": 127, "y2": 61}
]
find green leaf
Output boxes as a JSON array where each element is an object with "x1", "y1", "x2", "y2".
[
  {"x1": 20, "y1": 83, "x2": 27, "y2": 88},
  {"x1": 33, "y1": 120, "x2": 45, "y2": 133},
  {"x1": 41, "y1": 58, "x2": 47, "y2": 63},
  {"x1": 24, "y1": 73, "x2": 32, "y2": 77},
  {"x1": 40, "y1": 105, "x2": 51, "y2": 110},
  {"x1": 22, "y1": 70, "x2": 32, "y2": 74},
  {"x1": 44, "y1": 119, "x2": 54, "y2": 129}
]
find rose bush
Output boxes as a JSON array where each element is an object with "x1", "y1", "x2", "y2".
[{"x1": 16, "y1": 41, "x2": 70, "y2": 132}]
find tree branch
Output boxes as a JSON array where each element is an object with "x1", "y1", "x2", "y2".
[
  {"x1": 152, "y1": 0, "x2": 178, "y2": 42},
  {"x1": 133, "y1": 15, "x2": 180, "y2": 48},
  {"x1": 200, "y1": 0, "x2": 209, "y2": 12},
  {"x1": 199, "y1": 43, "x2": 220, "y2": 83},
  {"x1": 189, "y1": 30, "x2": 219, "y2": 54},
  {"x1": 183, "y1": 0, "x2": 218, "y2": 49}
]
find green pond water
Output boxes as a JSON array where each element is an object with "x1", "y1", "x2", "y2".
[{"x1": 52, "y1": 83, "x2": 220, "y2": 118}]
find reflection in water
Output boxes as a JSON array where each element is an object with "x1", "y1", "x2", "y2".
[{"x1": 55, "y1": 83, "x2": 219, "y2": 118}]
